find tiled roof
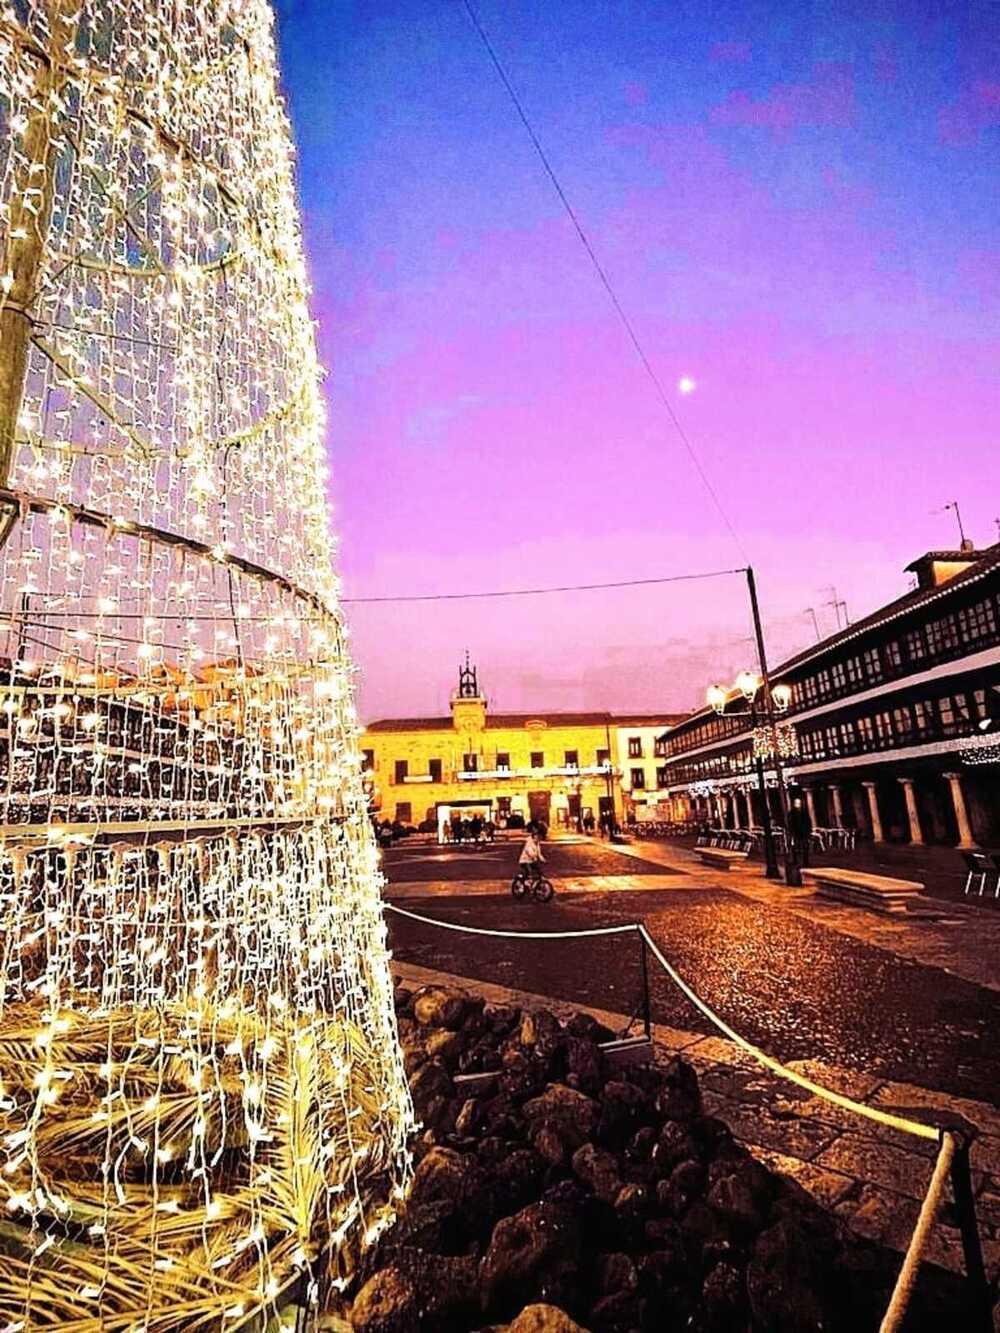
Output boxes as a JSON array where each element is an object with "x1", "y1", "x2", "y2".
[
  {"x1": 485, "y1": 712, "x2": 613, "y2": 729},
  {"x1": 614, "y1": 714, "x2": 686, "y2": 728},
  {"x1": 363, "y1": 716, "x2": 454, "y2": 733},
  {"x1": 663, "y1": 543, "x2": 1000, "y2": 738},
  {"x1": 773, "y1": 541, "x2": 1000, "y2": 680},
  {"x1": 363, "y1": 710, "x2": 685, "y2": 733}
]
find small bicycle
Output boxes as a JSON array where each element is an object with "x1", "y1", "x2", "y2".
[{"x1": 511, "y1": 863, "x2": 554, "y2": 903}]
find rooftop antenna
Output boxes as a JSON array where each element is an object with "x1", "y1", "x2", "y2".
[
  {"x1": 943, "y1": 500, "x2": 971, "y2": 550},
  {"x1": 821, "y1": 586, "x2": 847, "y2": 631},
  {"x1": 804, "y1": 607, "x2": 822, "y2": 642}
]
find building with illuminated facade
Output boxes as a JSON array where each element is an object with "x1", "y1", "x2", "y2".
[
  {"x1": 657, "y1": 544, "x2": 1000, "y2": 847},
  {"x1": 614, "y1": 716, "x2": 685, "y2": 821},
  {"x1": 361, "y1": 661, "x2": 680, "y2": 834}
]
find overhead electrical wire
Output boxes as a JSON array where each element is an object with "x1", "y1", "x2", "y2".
[
  {"x1": 342, "y1": 565, "x2": 746, "y2": 604},
  {"x1": 459, "y1": 0, "x2": 749, "y2": 563}
]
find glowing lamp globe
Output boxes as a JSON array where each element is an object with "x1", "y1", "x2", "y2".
[
  {"x1": 707, "y1": 684, "x2": 728, "y2": 714},
  {"x1": 735, "y1": 670, "x2": 762, "y2": 702},
  {"x1": 771, "y1": 683, "x2": 793, "y2": 713}
]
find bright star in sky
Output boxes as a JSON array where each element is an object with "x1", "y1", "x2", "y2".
[{"x1": 678, "y1": 376, "x2": 696, "y2": 395}]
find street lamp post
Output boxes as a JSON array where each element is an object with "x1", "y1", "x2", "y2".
[
  {"x1": 707, "y1": 669, "x2": 799, "y2": 885},
  {"x1": 603, "y1": 720, "x2": 618, "y2": 838},
  {"x1": 746, "y1": 566, "x2": 802, "y2": 886}
]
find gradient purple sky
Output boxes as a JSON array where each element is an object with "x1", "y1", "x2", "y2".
[{"x1": 275, "y1": 0, "x2": 999, "y2": 722}]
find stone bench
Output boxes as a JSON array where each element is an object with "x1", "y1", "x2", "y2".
[
  {"x1": 696, "y1": 847, "x2": 750, "y2": 870},
  {"x1": 803, "y1": 867, "x2": 923, "y2": 915}
]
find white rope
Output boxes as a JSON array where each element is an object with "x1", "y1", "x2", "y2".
[
  {"x1": 386, "y1": 904, "x2": 974, "y2": 1333},
  {"x1": 384, "y1": 902, "x2": 639, "y2": 941},
  {"x1": 384, "y1": 906, "x2": 941, "y2": 1142},
  {"x1": 636, "y1": 924, "x2": 940, "y2": 1142},
  {"x1": 879, "y1": 1132, "x2": 956, "y2": 1333}
]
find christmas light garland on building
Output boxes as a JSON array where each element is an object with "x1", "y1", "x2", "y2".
[
  {"x1": 752, "y1": 721, "x2": 798, "y2": 762},
  {"x1": 959, "y1": 732, "x2": 1000, "y2": 766},
  {"x1": 0, "y1": 2, "x2": 413, "y2": 1326}
]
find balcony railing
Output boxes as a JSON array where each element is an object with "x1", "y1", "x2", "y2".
[
  {"x1": 785, "y1": 608, "x2": 1000, "y2": 715},
  {"x1": 457, "y1": 763, "x2": 614, "y2": 781},
  {"x1": 663, "y1": 589, "x2": 1000, "y2": 756},
  {"x1": 658, "y1": 713, "x2": 990, "y2": 786}
]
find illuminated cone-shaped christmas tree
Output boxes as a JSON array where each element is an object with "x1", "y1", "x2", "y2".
[{"x1": 0, "y1": 1, "x2": 413, "y2": 1325}]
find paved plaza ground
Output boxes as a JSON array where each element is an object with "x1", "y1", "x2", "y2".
[{"x1": 381, "y1": 834, "x2": 1000, "y2": 1290}]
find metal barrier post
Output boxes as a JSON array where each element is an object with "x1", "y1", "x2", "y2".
[
  {"x1": 949, "y1": 1130, "x2": 995, "y2": 1331},
  {"x1": 639, "y1": 931, "x2": 651, "y2": 1040}
]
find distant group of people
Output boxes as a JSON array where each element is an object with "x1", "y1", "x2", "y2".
[
  {"x1": 444, "y1": 814, "x2": 495, "y2": 845},
  {"x1": 596, "y1": 810, "x2": 620, "y2": 838}
]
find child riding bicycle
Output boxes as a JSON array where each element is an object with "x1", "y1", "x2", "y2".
[{"x1": 518, "y1": 826, "x2": 545, "y2": 877}]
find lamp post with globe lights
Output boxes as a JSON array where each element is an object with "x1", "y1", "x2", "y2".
[{"x1": 706, "y1": 672, "x2": 800, "y2": 884}]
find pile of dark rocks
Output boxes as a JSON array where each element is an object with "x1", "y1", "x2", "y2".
[{"x1": 345, "y1": 983, "x2": 964, "y2": 1332}]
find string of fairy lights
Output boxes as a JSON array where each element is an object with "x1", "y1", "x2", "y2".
[{"x1": 0, "y1": 2, "x2": 413, "y2": 1328}]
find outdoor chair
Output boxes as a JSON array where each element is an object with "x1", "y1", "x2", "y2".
[{"x1": 961, "y1": 850, "x2": 995, "y2": 897}]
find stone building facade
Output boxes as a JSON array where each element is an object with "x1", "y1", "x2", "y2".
[
  {"x1": 361, "y1": 662, "x2": 679, "y2": 835},
  {"x1": 614, "y1": 717, "x2": 684, "y2": 822}
]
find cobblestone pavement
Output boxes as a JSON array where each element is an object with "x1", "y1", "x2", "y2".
[
  {"x1": 617, "y1": 836, "x2": 1000, "y2": 993},
  {"x1": 392, "y1": 959, "x2": 1000, "y2": 1289},
  {"x1": 386, "y1": 887, "x2": 1000, "y2": 1106},
  {"x1": 381, "y1": 837, "x2": 678, "y2": 882},
  {"x1": 386, "y1": 873, "x2": 674, "y2": 898}
]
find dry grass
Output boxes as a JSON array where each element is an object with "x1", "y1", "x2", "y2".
[{"x1": 0, "y1": 1000, "x2": 401, "y2": 1330}]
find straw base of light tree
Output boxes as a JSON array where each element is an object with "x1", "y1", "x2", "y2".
[{"x1": 0, "y1": 1001, "x2": 403, "y2": 1331}]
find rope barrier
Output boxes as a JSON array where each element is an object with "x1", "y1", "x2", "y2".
[
  {"x1": 878, "y1": 1132, "x2": 955, "y2": 1333},
  {"x1": 385, "y1": 902, "x2": 993, "y2": 1327},
  {"x1": 385, "y1": 903, "x2": 940, "y2": 1141},
  {"x1": 634, "y1": 924, "x2": 940, "y2": 1143},
  {"x1": 384, "y1": 901, "x2": 639, "y2": 942}
]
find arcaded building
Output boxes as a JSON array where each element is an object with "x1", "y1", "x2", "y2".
[{"x1": 657, "y1": 544, "x2": 1000, "y2": 847}]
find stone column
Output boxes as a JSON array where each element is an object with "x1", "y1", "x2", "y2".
[
  {"x1": 944, "y1": 771, "x2": 976, "y2": 850},
  {"x1": 804, "y1": 787, "x2": 817, "y2": 827},
  {"x1": 829, "y1": 785, "x2": 844, "y2": 828},
  {"x1": 863, "y1": 781, "x2": 884, "y2": 843},
  {"x1": 733, "y1": 791, "x2": 745, "y2": 829},
  {"x1": 851, "y1": 787, "x2": 867, "y2": 829},
  {"x1": 897, "y1": 777, "x2": 923, "y2": 845}
]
